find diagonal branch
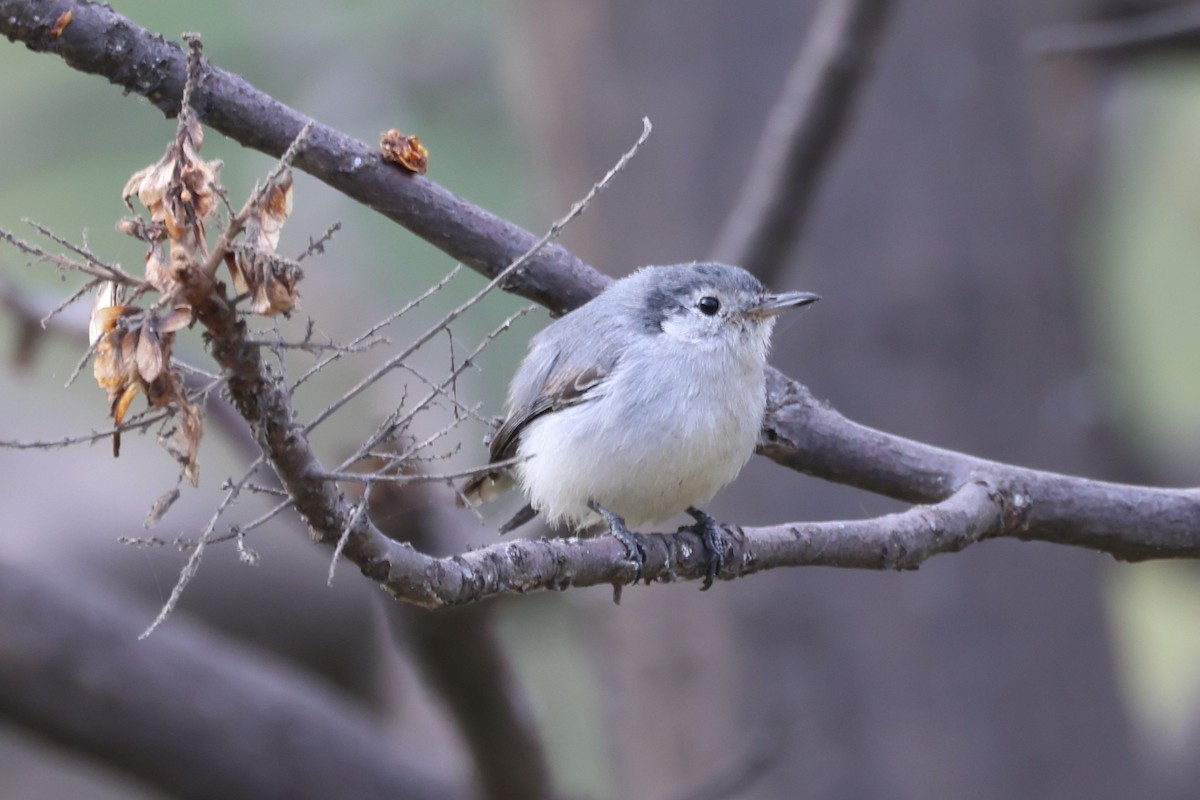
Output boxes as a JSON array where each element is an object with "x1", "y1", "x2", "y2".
[
  {"x1": 759, "y1": 375, "x2": 1200, "y2": 561},
  {"x1": 1, "y1": 1, "x2": 1198, "y2": 607},
  {"x1": 0, "y1": 0, "x2": 604, "y2": 315}
]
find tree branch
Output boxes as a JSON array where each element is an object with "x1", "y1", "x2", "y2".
[
  {"x1": 1, "y1": 1, "x2": 1198, "y2": 612},
  {"x1": 759, "y1": 376, "x2": 1200, "y2": 561},
  {"x1": 711, "y1": 0, "x2": 893, "y2": 280},
  {"x1": 0, "y1": 0, "x2": 605, "y2": 316},
  {"x1": 0, "y1": 561, "x2": 461, "y2": 800}
]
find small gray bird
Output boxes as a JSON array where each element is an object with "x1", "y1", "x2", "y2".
[{"x1": 461, "y1": 262, "x2": 818, "y2": 588}]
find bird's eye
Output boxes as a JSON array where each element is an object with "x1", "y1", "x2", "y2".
[{"x1": 697, "y1": 296, "x2": 720, "y2": 316}]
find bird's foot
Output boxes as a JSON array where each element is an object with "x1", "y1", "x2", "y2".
[
  {"x1": 589, "y1": 501, "x2": 645, "y2": 583},
  {"x1": 686, "y1": 506, "x2": 724, "y2": 590}
]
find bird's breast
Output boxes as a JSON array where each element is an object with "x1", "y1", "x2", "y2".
[{"x1": 515, "y1": 342, "x2": 767, "y2": 528}]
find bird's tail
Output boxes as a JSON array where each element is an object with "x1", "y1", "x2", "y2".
[{"x1": 457, "y1": 469, "x2": 516, "y2": 507}]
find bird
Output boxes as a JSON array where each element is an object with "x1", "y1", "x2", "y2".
[{"x1": 461, "y1": 262, "x2": 819, "y2": 588}]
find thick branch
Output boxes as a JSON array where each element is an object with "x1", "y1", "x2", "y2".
[
  {"x1": 0, "y1": 561, "x2": 460, "y2": 800},
  {"x1": 0, "y1": 0, "x2": 604, "y2": 316},
  {"x1": 760, "y1": 375, "x2": 1200, "y2": 561},
  {"x1": 2, "y1": 2, "x2": 1198, "y2": 608},
  {"x1": 711, "y1": 0, "x2": 892, "y2": 279}
]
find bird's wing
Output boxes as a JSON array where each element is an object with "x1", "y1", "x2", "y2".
[
  {"x1": 487, "y1": 361, "x2": 609, "y2": 462},
  {"x1": 460, "y1": 299, "x2": 621, "y2": 507}
]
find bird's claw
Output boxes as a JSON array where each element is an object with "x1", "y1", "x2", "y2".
[
  {"x1": 591, "y1": 502, "x2": 646, "y2": 582},
  {"x1": 687, "y1": 506, "x2": 724, "y2": 590}
]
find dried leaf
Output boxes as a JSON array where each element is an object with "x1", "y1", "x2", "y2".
[
  {"x1": 92, "y1": 333, "x2": 122, "y2": 391},
  {"x1": 89, "y1": 281, "x2": 123, "y2": 345},
  {"x1": 135, "y1": 324, "x2": 165, "y2": 384},
  {"x1": 144, "y1": 487, "x2": 181, "y2": 528},
  {"x1": 158, "y1": 306, "x2": 195, "y2": 334},
  {"x1": 177, "y1": 402, "x2": 204, "y2": 487},
  {"x1": 254, "y1": 256, "x2": 302, "y2": 316},
  {"x1": 123, "y1": 153, "x2": 173, "y2": 216},
  {"x1": 380, "y1": 129, "x2": 429, "y2": 174},
  {"x1": 123, "y1": 129, "x2": 222, "y2": 296},
  {"x1": 144, "y1": 239, "x2": 173, "y2": 293},
  {"x1": 89, "y1": 306, "x2": 126, "y2": 350},
  {"x1": 89, "y1": 286, "x2": 192, "y2": 457},
  {"x1": 230, "y1": 247, "x2": 302, "y2": 316},
  {"x1": 116, "y1": 216, "x2": 155, "y2": 241},
  {"x1": 253, "y1": 171, "x2": 293, "y2": 252},
  {"x1": 157, "y1": 400, "x2": 203, "y2": 487},
  {"x1": 222, "y1": 170, "x2": 301, "y2": 315},
  {"x1": 144, "y1": 371, "x2": 179, "y2": 410},
  {"x1": 171, "y1": 143, "x2": 220, "y2": 235},
  {"x1": 224, "y1": 250, "x2": 250, "y2": 296},
  {"x1": 111, "y1": 382, "x2": 140, "y2": 427}
]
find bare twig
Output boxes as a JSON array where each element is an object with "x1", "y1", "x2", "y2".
[
  {"x1": 202, "y1": 120, "x2": 314, "y2": 280},
  {"x1": 139, "y1": 457, "x2": 264, "y2": 638},
  {"x1": 295, "y1": 221, "x2": 342, "y2": 262},
  {"x1": 711, "y1": 0, "x2": 893, "y2": 281},
  {"x1": 318, "y1": 455, "x2": 527, "y2": 486},
  {"x1": 291, "y1": 265, "x2": 462, "y2": 390},
  {"x1": 334, "y1": 305, "x2": 534, "y2": 472},
  {"x1": 244, "y1": 335, "x2": 386, "y2": 354},
  {"x1": 0, "y1": 377, "x2": 219, "y2": 450},
  {"x1": 328, "y1": 488, "x2": 371, "y2": 586},
  {"x1": 63, "y1": 337, "x2": 100, "y2": 388},
  {"x1": 23, "y1": 219, "x2": 120, "y2": 273},
  {"x1": 304, "y1": 118, "x2": 650, "y2": 436},
  {"x1": 42, "y1": 277, "x2": 102, "y2": 328},
  {"x1": 0, "y1": 225, "x2": 147, "y2": 289},
  {"x1": 398, "y1": 362, "x2": 489, "y2": 425}
]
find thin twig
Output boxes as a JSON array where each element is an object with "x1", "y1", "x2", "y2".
[
  {"x1": 1, "y1": 405, "x2": 172, "y2": 450},
  {"x1": 0, "y1": 226, "x2": 147, "y2": 289},
  {"x1": 328, "y1": 488, "x2": 371, "y2": 586},
  {"x1": 291, "y1": 265, "x2": 462, "y2": 390},
  {"x1": 339, "y1": 305, "x2": 534, "y2": 469},
  {"x1": 41, "y1": 277, "x2": 102, "y2": 328},
  {"x1": 319, "y1": 455, "x2": 527, "y2": 485},
  {"x1": 295, "y1": 221, "x2": 342, "y2": 262},
  {"x1": 139, "y1": 457, "x2": 263, "y2": 638},
  {"x1": 306, "y1": 117, "x2": 650, "y2": 435},
  {"x1": 200, "y1": 120, "x2": 314, "y2": 280},
  {"x1": 23, "y1": 219, "x2": 121, "y2": 273},
  {"x1": 398, "y1": 362, "x2": 489, "y2": 424}
]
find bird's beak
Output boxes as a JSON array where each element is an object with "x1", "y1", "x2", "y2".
[{"x1": 745, "y1": 290, "x2": 820, "y2": 318}]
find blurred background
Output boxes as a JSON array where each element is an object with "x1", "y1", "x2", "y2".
[{"x1": 1, "y1": 1, "x2": 1199, "y2": 798}]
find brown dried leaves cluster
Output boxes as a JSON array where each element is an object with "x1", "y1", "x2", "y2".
[
  {"x1": 89, "y1": 282, "x2": 199, "y2": 479},
  {"x1": 91, "y1": 110, "x2": 303, "y2": 483},
  {"x1": 121, "y1": 115, "x2": 220, "y2": 295},
  {"x1": 380, "y1": 129, "x2": 429, "y2": 174},
  {"x1": 224, "y1": 173, "x2": 301, "y2": 315}
]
